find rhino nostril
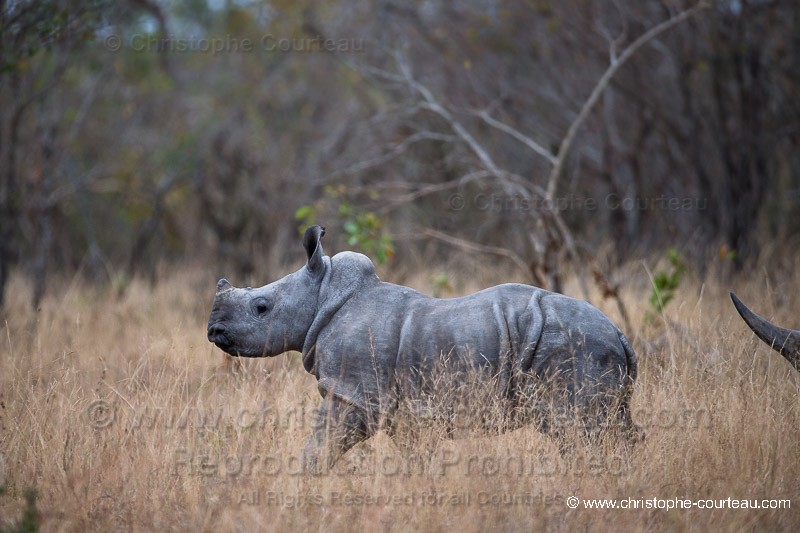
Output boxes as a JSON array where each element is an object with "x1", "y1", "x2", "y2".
[{"x1": 208, "y1": 323, "x2": 227, "y2": 339}]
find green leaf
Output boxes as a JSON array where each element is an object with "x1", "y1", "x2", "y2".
[
  {"x1": 344, "y1": 221, "x2": 359, "y2": 235},
  {"x1": 338, "y1": 204, "x2": 353, "y2": 217},
  {"x1": 294, "y1": 205, "x2": 314, "y2": 221}
]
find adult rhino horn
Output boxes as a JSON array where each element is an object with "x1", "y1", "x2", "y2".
[{"x1": 730, "y1": 292, "x2": 800, "y2": 372}]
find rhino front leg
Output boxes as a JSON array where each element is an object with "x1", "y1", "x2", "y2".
[{"x1": 303, "y1": 395, "x2": 372, "y2": 474}]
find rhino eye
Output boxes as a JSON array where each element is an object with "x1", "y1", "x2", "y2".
[{"x1": 251, "y1": 298, "x2": 270, "y2": 317}]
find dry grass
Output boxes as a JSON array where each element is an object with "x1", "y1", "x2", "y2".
[{"x1": 1, "y1": 262, "x2": 799, "y2": 532}]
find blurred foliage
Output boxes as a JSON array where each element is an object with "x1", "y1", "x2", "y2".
[
  {"x1": 0, "y1": 487, "x2": 39, "y2": 533},
  {"x1": 0, "y1": 0, "x2": 108, "y2": 74},
  {"x1": 431, "y1": 273, "x2": 453, "y2": 298},
  {"x1": 296, "y1": 187, "x2": 394, "y2": 264},
  {"x1": 339, "y1": 204, "x2": 394, "y2": 264},
  {"x1": 718, "y1": 244, "x2": 737, "y2": 263},
  {"x1": 646, "y1": 249, "x2": 686, "y2": 323}
]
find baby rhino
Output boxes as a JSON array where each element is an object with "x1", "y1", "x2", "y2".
[{"x1": 207, "y1": 225, "x2": 640, "y2": 472}]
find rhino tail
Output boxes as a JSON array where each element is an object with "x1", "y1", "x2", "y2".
[
  {"x1": 617, "y1": 330, "x2": 638, "y2": 384},
  {"x1": 616, "y1": 330, "x2": 644, "y2": 443},
  {"x1": 515, "y1": 289, "x2": 547, "y2": 374},
  {"x1": 730, "y1": 292, "x2": 800, "y2": 372}
]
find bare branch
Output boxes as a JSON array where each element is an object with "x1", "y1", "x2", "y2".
[
  {"x1": 546, "y1": 2, "x2": 709, "y2": 199},
  {"x1": 376, "y1": 170, "x2": 492, "y2": 215},
  {"x1": 322, "y1": 131, "x2": 457, "y2": 184},
  {"x1": 354, "y1": 29, "x2": 733, "y2": 304},
  {"x1": 415, "y1": 227, "x2": 531, "y2": 279},
  {"x1": 395, "y1": 55, "x2": 504, "y2": 177},
  {"x1": 473, "y1": 109, "x2": 558, "y2": 166},
  {"x1": 371, "y1": 55, "x2": 594, "y2": 299}
]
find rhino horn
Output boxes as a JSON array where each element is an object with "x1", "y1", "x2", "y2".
[
  {"x1": 303, "y1": 225, "x2": 326, "y2": 274},
  {"x1": 730, "y1": 292, "x2": 800, "y2": 372},
  {"x1": 216, "y1": 278, "x2": 234, "y2": 294}
]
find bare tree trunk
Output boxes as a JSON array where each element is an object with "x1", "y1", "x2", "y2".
[
  {"x1": 31, "y1": 121, "x2": 56, "y2": 311},
  {"x1": 127, "y1": 175, "x2": 179, "y2": 284},
  {"x1": 74, "y1": 167, "x2": 107, "y2": 285},
  {"x1": 0, "y1": 77, "x2": 26, "y2": 313},
  {"x1": 711, "y1": 10, "x2": 769, "y2": 269}
]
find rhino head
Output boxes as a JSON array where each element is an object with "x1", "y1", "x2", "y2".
[
  {"x1": 730, "y1": 292, "x2": 800, "y2": 372},
  {"x1": 207, "y1": 225, "x2": 328, "y2": 357}
]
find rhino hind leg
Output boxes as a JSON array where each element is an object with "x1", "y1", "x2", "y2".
[
  {"x1": 579, "y1": 388, "x2": 644, "y2": 449},
  {"x1": 577, "y1": 372, "x2": 643, "y2": 448},
  {"x1": 544, "y1": 396, "x2": 640, "y2": 458},
  {"x1": 523, "y1": 362, "x2": 641, "y2": 453},
  {"x1": 303, "y1": 396, "x2": 374, "y2": 474},
  {"x1": 617, "y1": 401, "x2": 645, "y2": 446}
]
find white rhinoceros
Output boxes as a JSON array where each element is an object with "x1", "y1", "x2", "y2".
[{"x1": 208, "y1": 225, "x2": 641, "y2": 471}]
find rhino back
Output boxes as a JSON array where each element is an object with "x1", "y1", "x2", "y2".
[{"x1": 313, "y1": 283, "x2": 539, "y2": 412}]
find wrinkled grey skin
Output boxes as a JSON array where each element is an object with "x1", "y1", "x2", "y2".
[
  {"x1": 730, "y1": 292, "x2": 800, "y2": 372},
  {"x1": 208, "y1": 225, "x2": 640, "y2": 472}
]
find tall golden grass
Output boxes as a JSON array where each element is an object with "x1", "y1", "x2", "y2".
[{"x1": 1, "y1": 262, "x2": 798, "y2": 531}]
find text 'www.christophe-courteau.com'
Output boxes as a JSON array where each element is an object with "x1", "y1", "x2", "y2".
[{"x1": 567, "y1": 496, "x2": 791, "y2": 510}]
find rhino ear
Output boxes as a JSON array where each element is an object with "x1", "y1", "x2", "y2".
[{"x1": 303, "y1": 225, "x2": 326, "y2": 275}]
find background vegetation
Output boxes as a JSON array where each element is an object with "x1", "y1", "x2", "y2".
[{"x1": 2, "y1": 0, "x2": 799, "y2": 309}]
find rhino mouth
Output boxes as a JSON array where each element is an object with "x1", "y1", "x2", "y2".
[
  {"x1": 207, "y1": 327, "x2": 264, "y2": 358},
  {"x1": 211, "y1": 338, "x2": 233, "y2": 352},
  {"x1": 207, "y1": 323, "x2": 235, "y2": 353},
  {"x1": 209, "y1": 337, "x2": 248, "y2": 357}
]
